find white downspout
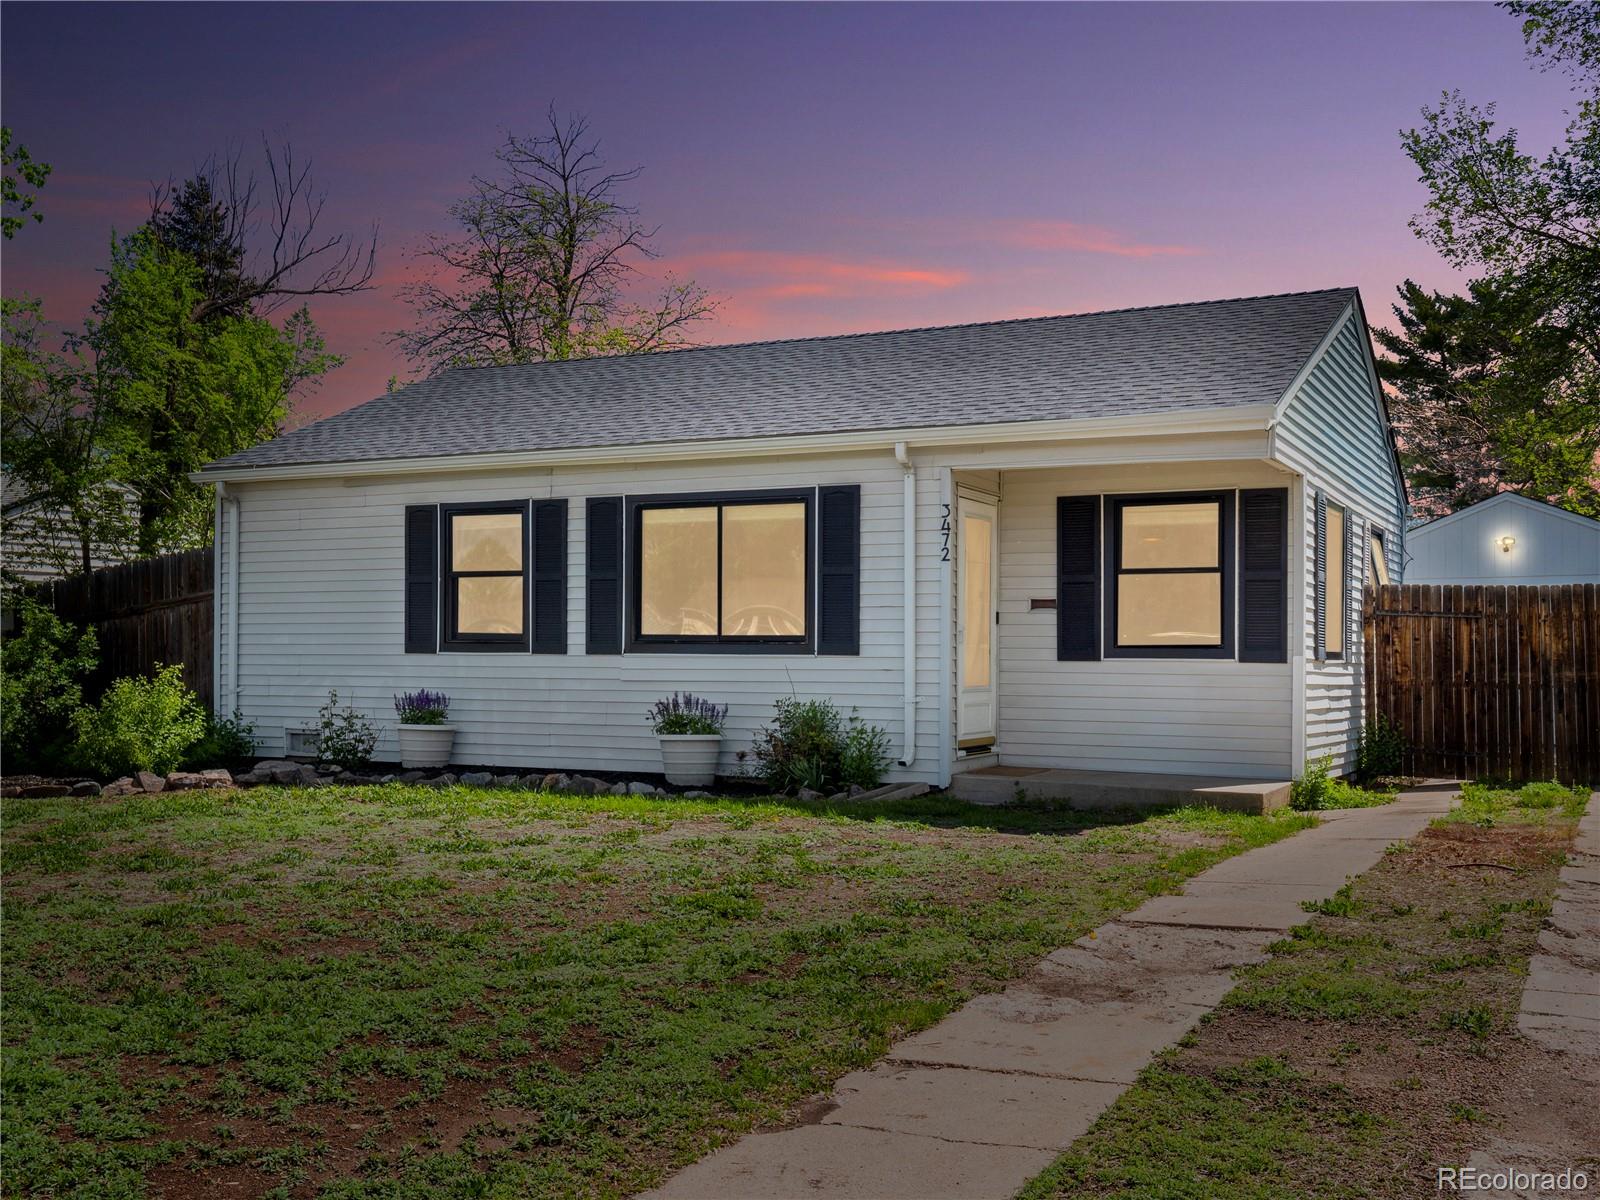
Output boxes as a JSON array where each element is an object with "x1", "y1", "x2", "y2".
[
  {"x1": 218, "y1": 483, "x2": 241, "y2": 715},
  {"x1": 895, "y1": 441, "x2": 918, "y2": 768}
]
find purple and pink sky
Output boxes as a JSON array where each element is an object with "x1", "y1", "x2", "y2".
[{"x1": 0, "y1": 2, "x2": 1575, "y2": 419}]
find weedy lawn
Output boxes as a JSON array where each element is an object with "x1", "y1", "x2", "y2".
[
  {"x1": 1020, "y1": 781, "x2": 1595, "y2": 1200},
  {"x1": 2, "y1": 783, "x2": 1313, "y2": 1199}
]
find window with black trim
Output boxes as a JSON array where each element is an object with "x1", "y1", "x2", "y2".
[
  {"x1": 441, "y1": 502, "x2": 529, "y2": 650},
  {"x1": 1323, "y1": 501, "x2": 1347, "y2": 659},
  {"x1": 628, "y1": 490, "x2": 812, "y2": 651},
  {"x1": 1369, "y1": 526, "x2": 1390, "y2": 587},
  {"x1": 1105, "y1": 492, "x2": 1234, "y2": 659}
]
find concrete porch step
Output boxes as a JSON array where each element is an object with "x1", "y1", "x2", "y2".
[{"x1": 950, "y1": 766, "x2": 1292, "y2": 814}]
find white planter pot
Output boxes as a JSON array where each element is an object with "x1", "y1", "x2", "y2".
[
  {"x1": 658, "y1": 734, "x2": 721, "y2": 787},
  {"x1": 398, "y1": 724, "x2": 456, "y2": 769}
]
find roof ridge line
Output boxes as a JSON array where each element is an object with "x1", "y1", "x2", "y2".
[{"x1": 440, "y1": 286, "x2": 1360, "y2": 375}]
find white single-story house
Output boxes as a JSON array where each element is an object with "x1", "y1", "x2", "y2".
[
  {"x1": 196, "y1": 287, "x2": 1406, "y2": 791},
  {"x1": 1404, "y1": 492, "x2": 1600, "y2": 585}
]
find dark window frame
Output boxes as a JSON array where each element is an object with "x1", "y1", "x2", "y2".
[
  {"x1": 625, "y1": 487, "x2": 815, "y2": 655},
  {"x1": 1322, "y1": 499, "x2": 1349, "y2": 662},
  {"x1": 1102, "y1": 490, "x2": 1236, "y2": 660},
  {"x1": 440, "y1": 500, "x2": 532, "y2": 652}
]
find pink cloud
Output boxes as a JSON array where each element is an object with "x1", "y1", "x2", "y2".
[
  {"x1": 988, "y1": 219, "x2": 1203, "y2": 259},
  {"x1": 660, "y1": 248, "x2": 969, "y2": 297}
]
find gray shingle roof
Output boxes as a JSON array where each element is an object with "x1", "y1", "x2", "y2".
[{"x1": 204, "y1": 288, "x2": 1356, "y2": 473}]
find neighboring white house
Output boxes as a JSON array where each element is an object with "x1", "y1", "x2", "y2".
[
  {"x1": 1404, "y1": 492, "x2": 1600, "y2": 585},
  {"x1": 195, "y1": 288, "x2": 1407, "y2": 787}
]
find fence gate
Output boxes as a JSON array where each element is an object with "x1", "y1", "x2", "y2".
[
  {"x1": 36, "y1": 547, "x2": 216, "y2": 713},
  {"x1": 1363, "y1": 583, "x2": 1598, "y2": 785}
]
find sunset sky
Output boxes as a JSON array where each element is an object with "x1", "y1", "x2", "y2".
[{"x1": 1, "y1": 2, "x2": 1578, "y2": 419}]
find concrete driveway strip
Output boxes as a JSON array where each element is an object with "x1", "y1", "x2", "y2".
[{"x1": 642, "y1": 786, "x2": 1457, "y2": 1200}]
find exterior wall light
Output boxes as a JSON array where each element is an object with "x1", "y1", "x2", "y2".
[{"x1": 1498, "y1": 535, "x2": 1516, "y2": 553}]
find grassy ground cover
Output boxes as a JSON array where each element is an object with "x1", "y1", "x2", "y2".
[
  {"x1": 1021, "y1": 781, "x2": 1595, "y2": 1200},
  {"x1": 1, "y1": 784, "x2": 1312, "y2": 1199}
]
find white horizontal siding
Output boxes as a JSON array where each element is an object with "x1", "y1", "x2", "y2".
[
  {"x1": 1272, "y1": 311, "x2": 1408, "y2": 775},
  {"x1": 1405, "y1": 495, "x2": 1600, "y2": 584},
  {"x1": 227, "y1": 450, "x2": 944, "y2": 783},
  {"x1": 990, "y1": 461, "x2": 1294, "y2": 780}
]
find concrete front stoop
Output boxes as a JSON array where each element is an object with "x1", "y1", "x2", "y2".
[
  {"x1": 949, "y1": 767, "x2": 1292, "y2": 814},
  {"x1": 643, "y1": 785, "x2": 1458, "y2": 1200}
]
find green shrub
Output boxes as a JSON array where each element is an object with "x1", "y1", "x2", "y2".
[
  {"x1": 316, "y1": 689, "x2": 376, "y2": 770},
  {"x1": 1355, "y1": 714, "x2": 1405, "y2": 781},
  {"x1": 182, "y1": 708, "x2": 258, "y2": 768},
  {"x1": 71, "y1": 664, "x2": 206, "y2": 777},
  {"x1": 749, "y1": 697, "x2": 892, "y2": 794},
  {"x1": 0, "y1": 595, "x2": 98, "y2": 772},
  {"x1": 1290, "y1": 756, "x2": 1335, "y2": 811}
]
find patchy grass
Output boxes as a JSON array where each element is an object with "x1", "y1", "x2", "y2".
[
  {"x1": 1021, "y1": 784, "x2": 1593, "y2": 1200},
  {"x1": 0, "y1": 783, "x2": 1311, "y2": 1198}
]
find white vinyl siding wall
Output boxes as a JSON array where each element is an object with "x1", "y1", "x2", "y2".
[
  {"x1": 221, "y1": 450, "x2": 946, "y2": 784},
  {"x1": 983, "y1": 460, "x2": 1294, "y2": 779},
  {"x1": 1272, "y1": 308, "x2": 1408, "y2": 775}
]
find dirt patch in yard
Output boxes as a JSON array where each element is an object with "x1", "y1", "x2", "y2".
[{"x1": 1026, "y1": 813, "x2": 1598, "y2": 1200}]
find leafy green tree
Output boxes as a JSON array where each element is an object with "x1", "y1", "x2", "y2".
[
  {"x1": 90, "y1": 230, "x2": 343, "y2": 552},
  {"x1": 1, "y1": 127, "x2": 51, "y2": 238},
  {"x1": 1, "y1": 298, "x2": 137, "y2": 576},
  {"x1": 1382, "y1": 2, "x2": 1599, "y2": 515},
  {"x1": 1375, "y1": 279, "x2": 1600, "y2": 515},
  {"x1": 394, "y1": 107, "x2": 716, "y2": 373},
  {"x1": 0, "y1": 595, "x2": 98, "y2": 772}
]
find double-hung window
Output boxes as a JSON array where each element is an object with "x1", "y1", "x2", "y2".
[
  {"x1": 1105, "y1": 492, "x2": 1234, "y2": 658},
  {"x1": 629, "y1": 489, "x2": 812, "y2": 651},
  {"x1": 1323, "y1": 501, "x2": 1346, "y2": 659},
  {"x1": 441, "y1": 502, "x2": 530, "y2": 650},
  {"x1": 1369, "y1": 526, "x2": 1390, "y2": 587}
]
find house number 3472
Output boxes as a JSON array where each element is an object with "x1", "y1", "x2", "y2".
[{"x1": 940, "y1": 503, "x2": 951, "y2": 561}]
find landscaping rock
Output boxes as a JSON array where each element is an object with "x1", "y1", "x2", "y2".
[
  {"x1": 459, "y1": 771, "x2": 494, "y2": 787},
  {"x1": 102, "y1": 777, "x2": 140, "y2": 797},
  {"x1": 796, "y1": 787, "x2": 824, "y2": 802},
  {"x1": 425, "y1": 772, "x2": 458, "y2": 787},
  {"x1": 165, "y1": 771, "x2": 206, "y2": 791},
  {"x1": 540, "y1": 772, "x2": 571, "y2": 791},
  {"x1": 233, "y1": 770, "x2": 267, "y2": 785},
  {"x1": 399, "y1": 770, "x2": 427, "y2": 783},
  {"x1": 136, "y1": 771, "x2": 166, "y2": 793},
  {"x1": 197, "y1": 768, "x2": 233, "y2": 788},
  {"x1": 70, "y1": 780, "x2": 103, "y2": 797},
  {"x1": 19, "y1": 783, "x2": 71, "y2": 798},
  {"x1": 493, "y1": 774, "x2": 520, "y2": 787},
  {"x1": 684, "y1": 790, "x2": 712, "y2": 799},
  {"x1": 379, "y1": 774, "x2": 398, "y2": 784},
  {"x1": 827, "y1": 790, "x2": 850, "y2": 802},
  {"x1": 625, "y1": 781, "x2": 657, "y2": 796},
  {"x1": 849, "y1": 784, "x2": 865, "y2": 797},
  {"x1": 568, "y1": 775, "x2": 607, "y2": 795}
]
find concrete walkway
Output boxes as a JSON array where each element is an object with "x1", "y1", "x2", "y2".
[
  {"x1": 1465, "y1": 795, "x2": 1600, "y2": 1198},
  {"x1": 644, "y1": 785, "x2": 1458, "y2": 1200}
]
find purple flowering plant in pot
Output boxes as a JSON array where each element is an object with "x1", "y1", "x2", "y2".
[
  {"x1": 647, "y1": 693, "x2": 728, "y2": 787},
  {"x1": 395, "y1": 689, "x2": 454, "y2": 769}
]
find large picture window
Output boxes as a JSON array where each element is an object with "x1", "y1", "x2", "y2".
[
  {"x1": 1105, "y1": 492, "x2": 1234, "y2": 659},
  {"x1": 629, "y1": 490, "x2": 812, "y2": 651},
  {"x1": 441, "y1": 502, "x2": 529, "y2": 650}
]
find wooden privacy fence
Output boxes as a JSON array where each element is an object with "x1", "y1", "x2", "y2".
[
  {"x1": 1364, "y1": 583, "x2": 1599, "y2": 785},
  {"x1": 36, "y1": 548, "x2": 215, "y2": 713}
]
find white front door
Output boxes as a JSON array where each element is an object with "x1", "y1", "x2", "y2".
[{"x1": 957, "y1": 495, "x2": 998, "y2": 748}]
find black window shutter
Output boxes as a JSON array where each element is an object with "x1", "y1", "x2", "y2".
[
  {"x1": 817, "y1": 485, "x2": 861, "y2": 655},
  {"x1": 531, "y1": 499, "x2": 568, "y2": 654},
  {"x1": 1057, "y1": 496, "x2": 1100, "y2": 661},
  {"x1": 1313, "y1": 491, "x2": 1327, "y2": 661},
  {"x1": 1238, "y1": 488, "x2": 1288, "y2": 663},
  {"x1": 404, "y1": 505, "x2": 438, "y2": 653},
  {"x1": 585, "y1": 496, "x2": 623, "y2": 654}
]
